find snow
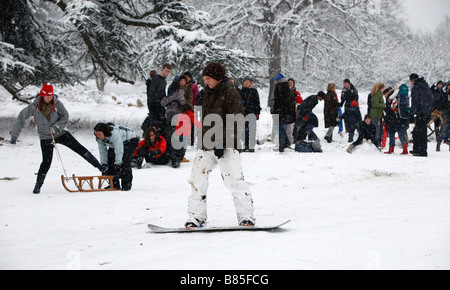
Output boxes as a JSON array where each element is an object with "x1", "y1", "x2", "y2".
[{"x1": 0, "y1": 81, "x2": 449, "y2": 270}]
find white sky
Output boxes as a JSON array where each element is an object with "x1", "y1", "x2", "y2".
[{"x1": 402, "y1": 0, "x2": 450, "y2": 32}]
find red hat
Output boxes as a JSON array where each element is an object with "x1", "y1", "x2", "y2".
[
  {"x1": 40, "y1": 83, "x2": 54, "y2": 97},
  {"x1": 351, "y1": 100, "x2": 359, "y2": 107}
]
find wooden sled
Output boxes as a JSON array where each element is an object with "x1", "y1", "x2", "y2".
[
  {"x1": 61, "y1": 174, "x2": 119, "y2": 192},
  {"x1": 427, "y1": 109, "x2": 447, "y2": 137}
]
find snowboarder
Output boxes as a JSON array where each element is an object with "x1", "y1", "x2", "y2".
[
  {"x1": 94, "y1": 123, "x2": 139, "y2": 191},
  {"x1": 10, "y1": 83, "x2": 105, "y2": 194},
  {"x1": 185, "y1": 62, "x2": 255, "y2": 228}
]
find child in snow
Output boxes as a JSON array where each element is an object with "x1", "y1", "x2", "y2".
[
  {"x1": 346, "y1": 115, "x2": 378, "y2": 153},
  {"x1": 338, "y1": 100, "x2": 362, "y2": 142},
  {"x1": 94, "y1": 123, "x2": 139, "y2": 191},
  {"x1": 10, "y1": 83, "x2": 105, "y2": 194},
  {"x1": 132, "y1": 127, "x2": 169, "y2": 168}
]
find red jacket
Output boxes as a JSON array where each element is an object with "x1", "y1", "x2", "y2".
[
  {"x1": 133, "y1": 137, "x2": 167, "y2": 159},
  {"x1": 175, "y1": 110, "x2": 201, "y2": 136}
]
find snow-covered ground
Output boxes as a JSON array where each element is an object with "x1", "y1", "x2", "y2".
[{"x1": 0, "y1": 81, "x2": 449, "y2": 270}]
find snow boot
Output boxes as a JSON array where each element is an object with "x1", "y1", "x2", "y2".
[
  {"x1": 384, "y1": 146, "x2": 394, "y2": 154},
  {"x1": 32, "y1": 172, "x2": 46, "y2": 194},
  {"x1": 346, "y1": 144, "x2": 355, "y2": 153},
  {"x1": 185, "y1": 215, "x2": 207, "y2": 228},
  {"x1": 401, "y1": 144, "x2": 408, "y2": 155},
  {"x1": 238, "y1": 215, "x2": 255, "y2": 227}
]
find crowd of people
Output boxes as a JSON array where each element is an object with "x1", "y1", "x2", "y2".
[
  {"x1": 8, "y1": 62, "x2": 449, "y2": 227},
  {"x1": 271, "y1": 72, "x2": 450, "y2": 157}
]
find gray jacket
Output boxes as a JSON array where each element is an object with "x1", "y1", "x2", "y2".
[
  {"x1": 11, "y1": 95, "x2": 68, "y2": 140},
  {"x1": 161, "y1": 89, "x2": 186, "y2": 119},
  {"x1": 96, "y1": 125, "x2": 137, "y2": 165}
]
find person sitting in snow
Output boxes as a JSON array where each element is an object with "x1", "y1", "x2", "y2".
[
  {"x1": 132, "y1": 127, "x2": 169, "y2": 168},
  {"x1": 10, "y1": 83, "x2": 105, "y2": 194},
  {"x1": 338, "y1": 100, "x2": 362, "y2": 143},
  {"x1": 346, "y1": 115, "x2": 378, "y2": 153}
]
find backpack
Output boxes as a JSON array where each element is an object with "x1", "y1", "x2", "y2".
[{"x1": 397, "y1": 84, "x2": 410, "y2": 119}]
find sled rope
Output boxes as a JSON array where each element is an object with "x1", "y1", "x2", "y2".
[{"x1": 51, "y1": 131, "x2": 68, "y2": 178}]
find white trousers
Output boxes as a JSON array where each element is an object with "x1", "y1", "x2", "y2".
[{"x1": 187, "y1": 149, "x2": 254, "y2": 221}]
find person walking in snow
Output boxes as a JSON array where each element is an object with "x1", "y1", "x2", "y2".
[
  {"x1": 10, "y1": 83, "x2": 105, "y2": 194},
  {"x1": 185, "y1": 62, "x2": 255, "y2": 228},
  {"x1": 323, "y1": 83, "x2": 340, "y2": 143},
  {"x1": 94, "y1": 123, "x2": 139, "y2": 191}
]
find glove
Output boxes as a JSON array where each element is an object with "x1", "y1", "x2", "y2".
[
  {"x1": 10, "y1": 135, "x2": 17, "y2": 144},
  {"x1": 150, "y1": 149, "x2": 161, "y2": 158},
  {"x1": 214, "y1": 148, "x2": 224, "y2": 159}
]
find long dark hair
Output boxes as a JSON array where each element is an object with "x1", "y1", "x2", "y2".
[
  {"x1": 94, "y1": 123, "x2": 112, "y2": 137},
  {"x1": 144, "y1": 127, "x2": 159, "y2": 147}
]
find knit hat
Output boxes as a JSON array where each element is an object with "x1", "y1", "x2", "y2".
[
  {"x1": 351, "y1": 100, "x2": 359, "y2": 107},
  {"x1": 40, "y1": 83, "x2": 54, "y2": 97},
  {"x1": 202, "y1": 62, "x2": 226, "y2": 81},
  {"x1": 409, "y1": 73, "x2": 419, "y2": 81},
  {"x1": 274, "y1": 73, "x2": 286, "y2": 82}
]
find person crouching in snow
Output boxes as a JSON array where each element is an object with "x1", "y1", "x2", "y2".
[
  {"x1": 94, "y1": 123, "x2": 139, "y2": 191},
  {"x1": 131, "y1": 127, "x2": 169, "y2": 168},
  {"x1": 185, "y1": 62, "x2": 255, "y2": 228},
  {"x1": 346, "y1": 115, "x2": 377, "y2": 153},
  {"x1": 338, "y1": 100, "x2": 362, "y2": 143},
  {"x1": 10, "y1": 83, "x2": 105, "y2": 194}
]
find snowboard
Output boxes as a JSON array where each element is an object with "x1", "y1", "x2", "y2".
[{"x1": 147, "y1": 220, "x2": 290, "y2": 233}]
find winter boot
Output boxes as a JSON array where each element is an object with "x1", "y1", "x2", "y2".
[
  {"x1": 346, "y1": 144, "x2": 355, "y2": 154},
  {"x1": 32, "y1": 172, "x2": 46, "y2": 194},
  {"x1": 401, "y1": 143, "x2": 408, "y2": 155},
  {"x1": 238, "y1": 215, "x2": 256, "y2": 227},
  {"x1": 348, "y1": 135, "x2": 354, "y2": 143},
  {"x1": 436, "y1": 142, "x2": 441, "y2": 152},
  {"x1": 185, "y1": 215, "x2": 207, "y2": 228},
  {"x1": 384, "y1": 146, "x2": 394, "y2": 154}
]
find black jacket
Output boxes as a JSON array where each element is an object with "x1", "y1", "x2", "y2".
[
  {"x1": 358, "y1": 121, "x2": 376, "y2": 142},
  {"x1": 272, "y1": 81, "x2": 295, "y2": 123},
  {"x1": 341, "y1": 84, "x2": 359, "y2": 109},
  {"x1": 147, "y1": 74, "x2": 167, "y2": 122},
  {"x1": 410, "y1": 78, "x2": 434, "y2": 116},
  {"x1": 240, "y1": 87, "x2": 262, "y2": 117}
]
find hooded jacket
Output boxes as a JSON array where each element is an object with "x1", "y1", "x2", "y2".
[{"x1": 11, "y1": 94, "x2": 68, "y2": 140}]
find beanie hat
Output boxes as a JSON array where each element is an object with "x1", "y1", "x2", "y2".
[
  {"x1": 202, "y1": 62, "x2": 226, "y2": 81},
  {"x1": 409, "y1": 73, "x2": 419, "y2": 81},
  {"x1": 351, "y1": 100, "x2": 359, "y2": 107},
  {"x1": 40, "y1": 83, "x2": 54, "y2": 97},
  {"x1": 274, "y1": 73, "x2": 286, "y2": 82}
]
